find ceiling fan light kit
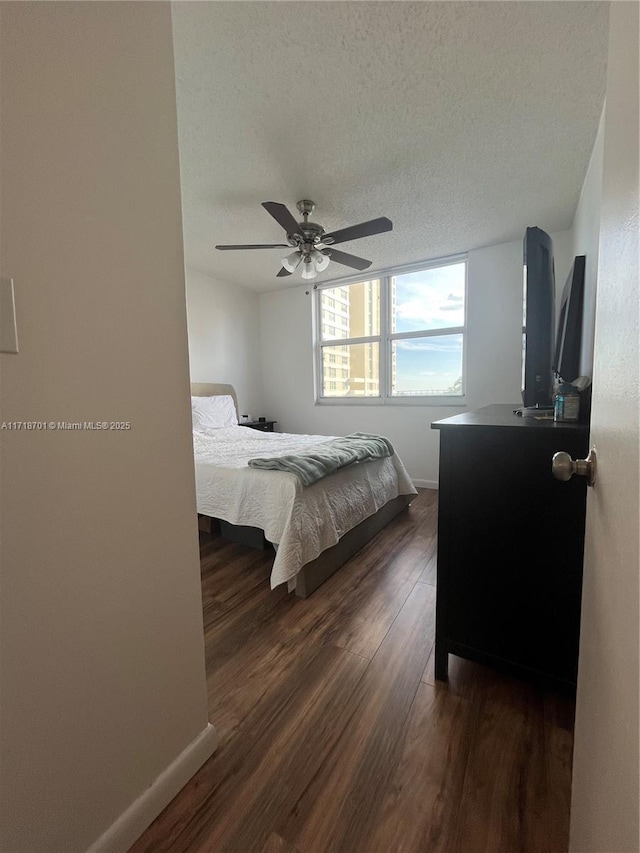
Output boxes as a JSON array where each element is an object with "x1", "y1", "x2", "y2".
[
  {"x1": 215, "y1": 199, "x2": 393, "y2": 279},
  {"x1": 301, "y1": 257, "x2": 317, "y2": 280},
  {"x1": 311, "y1": 248, "x2": 330, "y2": 272},
  {"x1": 282, "y1": 250, "x2": 303, "y2": 273}
]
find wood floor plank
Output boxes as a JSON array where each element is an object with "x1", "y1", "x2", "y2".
[
  {"x1": 426, "y1": 652, "x2": 492, "y2": 698},
  {"x1": 275, "y1": 582, "x2": 436, "y2": 853},
  {"x1": 422, "y1": 639, "x2": 436, "y2": 686},
  {"x1": 277, "y1": 520, "x2": 434, "y2": 659},
  {"x1": 417, "y1": 533, "x2": 438, "y2": 585},
  {"x1": 410, "y1": 490, "x2": 438, "y2": 537},
  {"x1": 366, "y1": 682, "x2": 472, "y2": 853},
  {"x1": 199, "y1": 646, "x2": 369, "y2": 853},
  {"x1": 530, "y1": 692, "x2": 575, "y2": 852},
  {"x1": 508, "y1": 691, "x2": 572, "y2": 853},
  {"x1": 203, "y1": 580, "x2": 296, "y2": 677},
  {"x1": 206, "y1": 621, "x2": 301, "y2": 746},
  {"x1": 447, "y1": 671, "x2": 545, "y2": 853},
  {"x1": 131, "y1": 490, "x2": 574, "y2": 853},
  {"x1": 200, "y1": 540, "x2": 273, "y2": 603},
  {"x1": 267, "y1": 493, "x2": 434, "y2": 649},
  {"x1": 320, "y1": 540, "x2": 431, "y2": 658},
  {"x1": 131, "y1": 644, "x2": 367, "y2": 853},
  {"x1": 260, "y1": 833, "x2": 299, "y2": 853}
]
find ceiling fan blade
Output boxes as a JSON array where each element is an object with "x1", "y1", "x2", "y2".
[
  {"x1": 326, "y1": 249, "x2": 372, "y2": 271},
  {"x1": 321, "y1": 217, "x2": 393, "y2": 246},
  {"x1": 215, "y1": 243, "x2": 289, "y2": 250},
  {"x1": 276, "y1": 267, "x2": 293, "y2": 277},
  {"x1": 262, "y1": 202, "x2": 305, "y2": 239}
]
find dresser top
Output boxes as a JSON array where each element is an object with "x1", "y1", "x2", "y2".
[{"x1": 431, "y1": 403, "x2": 589, "y2": 432}]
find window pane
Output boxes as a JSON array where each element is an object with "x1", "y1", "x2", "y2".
[
  {"x1": 320, "y1": 280, "x2": 380, "y2": 340},
  {"x1": 392, "y1": 334, "x2": 463, "y2": 396},
  {"x1": 392, "y1": 263, "x2": 465, "y2": 333},
  {"x1": 321, "y1": 342, "x2": 379, "y2": 397}
]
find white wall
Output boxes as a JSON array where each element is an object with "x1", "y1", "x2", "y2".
[
  {"x1": 186, "y1": 268, "x2": 264, "y2": 417},
  {"x1": 571, "y1": 109, "x2": 605, "y2": 379},
  {"x1": 0, "y1": 4, "x2": 213, "y2": 851},
  {"x1": 259, "y1": 230, "x2": 573, "y2": 486}
]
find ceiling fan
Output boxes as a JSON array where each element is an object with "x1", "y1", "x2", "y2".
[{"x1": 215, "y1": 200, "x2": 393, "y2": 280}]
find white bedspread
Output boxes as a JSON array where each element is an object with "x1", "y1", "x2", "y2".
[{"x1": 192, "y1": 426, "x2": 417, "y2": 590}]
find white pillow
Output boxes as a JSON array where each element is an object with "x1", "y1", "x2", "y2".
[{"x1": 191, "y1": 395, "x2": 238, "y2": 430}]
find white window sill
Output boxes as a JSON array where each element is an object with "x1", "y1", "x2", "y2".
[{"x1": 314, "y1": 396, "x2": 467, "y2": 408}]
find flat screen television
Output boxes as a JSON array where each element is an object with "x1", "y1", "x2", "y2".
[
  {"x1": 522, "y1": 226, "x2": 555, "y2": 409},
  {"x1": 553, "y1": 255, "x2": 585, "y2": 383}
]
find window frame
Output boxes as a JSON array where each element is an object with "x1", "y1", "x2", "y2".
[{"x1": 313, "y1": 253, "x2": 468, "y2": 406}]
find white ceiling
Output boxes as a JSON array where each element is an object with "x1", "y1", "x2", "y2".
[{"x1": 172, "y1": 1, "x2": 608, "y2": 293}]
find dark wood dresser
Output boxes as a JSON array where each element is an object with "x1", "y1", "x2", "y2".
[{"x1": 432, "y1": 404, "x2": 589, "y2": 690}]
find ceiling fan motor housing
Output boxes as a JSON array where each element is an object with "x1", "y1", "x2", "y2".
[
  {"x1": 292, "y1": 200, "x2": 329, "y2": 250},
  {"x1": 298, "y1": 221, "x2": 324, "y2": 243}
]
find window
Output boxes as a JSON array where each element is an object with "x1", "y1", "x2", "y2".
[{"x1": 315, "y1": 257, "x2": 467, "y2": 402}]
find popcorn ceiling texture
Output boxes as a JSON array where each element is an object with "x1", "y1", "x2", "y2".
[{"x1": 172, "y1": 1, "x2": 608, "y2": 292}]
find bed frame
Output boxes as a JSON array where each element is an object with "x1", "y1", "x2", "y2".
[{"x1": 191, "y1": 382, "x2": 412, "y2": 598}]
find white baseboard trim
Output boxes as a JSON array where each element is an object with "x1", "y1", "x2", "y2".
[
  {"x1": 87, "y1": 722, "x2": 218, "y2": 853},
  {"x1": 413, "y1": 479, "x2": 438, "y2": 490}
]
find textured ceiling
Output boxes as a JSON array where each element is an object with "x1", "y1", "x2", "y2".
[{"x1": 172, "y1": 1, "x2": 608, "y2": 293}]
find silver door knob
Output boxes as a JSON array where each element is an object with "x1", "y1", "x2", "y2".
[{"x1": 552, "y1": 448, "x2": 597, "y2": 487}]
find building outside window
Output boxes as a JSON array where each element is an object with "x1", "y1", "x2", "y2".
[{"x1": 315, "y1": 257, "x2": 467, "y2": 401}]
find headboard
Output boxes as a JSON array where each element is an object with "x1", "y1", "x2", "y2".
[{"x1": 190, "y1": 383, "x2": 239, "y2": 418}]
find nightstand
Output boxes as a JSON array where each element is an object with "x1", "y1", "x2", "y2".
[{"x1": 239, "y1": 420, "x2": 277, "y2": 432}]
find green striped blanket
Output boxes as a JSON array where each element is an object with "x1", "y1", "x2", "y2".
[{"x1": 247, "y1": 432, "x2": 395, "y2": 486}]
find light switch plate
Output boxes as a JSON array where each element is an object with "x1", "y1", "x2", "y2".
[{"x1": 0, "y1": 277, "x2": 19, "y2": 353}]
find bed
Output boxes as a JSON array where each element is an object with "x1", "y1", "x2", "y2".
[{"x1": 191, "y1": 383, "x2": 417, "y2": 598}]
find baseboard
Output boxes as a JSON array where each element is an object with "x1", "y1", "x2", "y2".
[
  {"x1": 413, "y1": 479, "x2": 438, "y2": 489},
  {"x1": 87, "y1": 722, "x2": 218, "y2": 853}
]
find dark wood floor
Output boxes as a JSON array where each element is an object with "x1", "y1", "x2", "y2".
[{"x1": 131, "y1": 490, "x2": 575, "y2": 853}]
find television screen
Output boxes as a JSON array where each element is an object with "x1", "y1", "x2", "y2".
[
  {"x1": 522, "y1": 227, "x2": 555, "y2": 409},
  {"x1": 553, "y1": 255, "x2": 585, "y2": 383}
]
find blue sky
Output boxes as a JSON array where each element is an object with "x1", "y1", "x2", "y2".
[{"x1": 393, "y1": 264, "x2": 465, "y2": 393}]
